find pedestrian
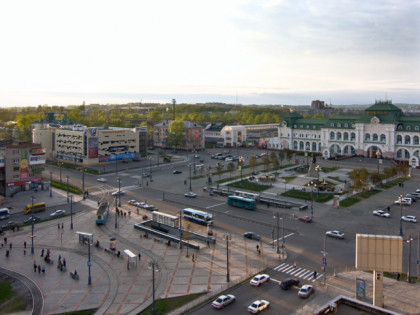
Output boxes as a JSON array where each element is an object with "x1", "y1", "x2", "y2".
[
  {"x1": 387, "y1": 206, "x2": 390, "y2": 212},
  {"x1": 258, "y1": 248, "x2": 261, "y2": 255},
  {"x1": 127, "y1": 261, "x2": 130, "y2": 270},
  {"x1": 58, "y1": 254, "x2": 61, "y2": 262},
  {"x1": 207, "y1": 240, "x2": 210, "y2": 247},
  {"x1": 38, "y1": 265, "x2": 41, "y2": 273},
  {"x1": 63, "y1": 258, "x2": 66, "y2": 268},
  {"x1": 41, "y1": 248, "x2": 44, "y2": 257},
  {"x1": 4, "y1": 237, "x2": 7, "y2": 244},
  {"x1": 397, "y1": 273, "x2": 400, "y2": 281},
  {"x1": 9, "y1": 243, "x2": 12, "y2": 250},
  {"x1": 58, "y1": 223, "x2": 60, "y2": 230},
  {"x1": 42, "y1": 265, "x2": 45, "y2": 274},
  {"x1": 192, "y1": 254, "x2": 195, "y2": 262},
  {"x1": 61, "y1": 223, "x2": 64, "y2": 229},
  {"x1": 6, "y1": 250, "x2": 9, "y2": 257},
  {"x1": 34, "y1": 261, "x2": 37, "y2": 272},
  {"x1": 138, "y1": 253, "x2": 141, "y2": 261},
  {"x1": 313, "y1": 270, "x2": 317, "y2": 279},
  {"x1": 24, "y1": 249, "x2": 26, "y2": 255},
  {"x1": 256, "y1": 244, "x2": 260, "y2": 251},
  {"x1": 146, "y1": 180, "x2": 148, "y2": 186},
  {"x1": 47, "y1": 249, "x2": 50, "y2": 256},
  {"x1": 24, "y1": 241, "x2": 26, "y2": 249},
  {"x1": 293, "y1": 261, "x2": 297, "y2": 269}
]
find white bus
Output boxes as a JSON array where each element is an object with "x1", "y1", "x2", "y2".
[{"x1": 0, "y1": 208, "x2": 10, "y2": 220}]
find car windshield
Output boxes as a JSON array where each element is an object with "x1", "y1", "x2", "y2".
[
  {"x1": 253, "y1": 277, "x2": 259, "y2": 281},
  {"x1": 216, "y1": 298, "x2": 223, "y2": 303},
  {"x1": 251, "y1": 303, "x2": 258, "y2": 308},
  {"x1": 300, "y1": 288, "x2": 307, "y2": 293}
]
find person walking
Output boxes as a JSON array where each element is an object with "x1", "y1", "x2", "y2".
[
  {"x1": 138, "y1": 253, "x2": 141, "y2": 261},
  {"x1": 313, "y1": 270, "x2": 317, "y2": 279},
  {"x1": 41, "y1": 248, "x2": 44, "y2": 257},
  {"x1": 38, "y1": 265, "x2": 41, "y2": 273},
  {"x1": 4, "y1": 237, "x2": 7, "y2": 244},
  {"x1": 24, "y1": 241, "x2": 26, "y2": 249},
  {"x1": 42, "y1": 265, "x2": 45, "y2": 274},
  {"x1": 192, "y1": 254, "x2": 195, "y2": 262},
  {"x1": 61, "y1": 223, "x2": 64, "y2": 229},
  {"x1": 9, "y1": 243, "x2": 12, "y2": 250},
  {"x1": 293, "y1": 261, "x2": 297, "y2": 269},
  {"x1": 63, "y1": 258, "x2": 66, "y2": 268},
  {"x1": 58, "y1": 223, "x2": 60, "y2": 229},
  {"x1": 34, "y1": 261, "x2": 37, "y2": 272}
]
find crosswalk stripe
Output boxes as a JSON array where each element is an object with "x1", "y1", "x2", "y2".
[
  {"x1": 274, "y1": 263, "x2": 322, "y2": 282},
  {"x1": 274, "y1": 263, "x2": 286, "y2": 271},
  {"x1": 289, "y1": 268, "x2": 303, "y2": 276},
  {"x1": 312, "y1": 274, "x2": 323, "y2": 282}
]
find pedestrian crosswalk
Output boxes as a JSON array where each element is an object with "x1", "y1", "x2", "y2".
[
  {"x1": 90, "y1": 185, "x2": 140, "y2": 196},
  {"x1": 273, "y1": 263, "x2": 323, "y2": 282}
]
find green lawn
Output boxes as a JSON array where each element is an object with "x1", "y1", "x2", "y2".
[
  {"x1": 281, "y1": 190, "x2": 334, "y2": 203},
  {"x1": 228, "y1": 180, "x2": 272, "y2": 192},
  {"x1": 0, "y1": 281, "x2": 27, "y2": 314},
  {"x1": 140, "y1": 292, "x2": 206, "y2": 314}
]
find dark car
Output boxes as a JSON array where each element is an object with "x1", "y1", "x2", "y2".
[
  {"x1": 298, "y1": 216, "x2": 312, "y2": 223},
  {"x1": 243, "y1": 232, "x2": 261, "y2": 241},
  {"x1": 280, "y1": 278, "x2": 300, "y2": 290},
  {"x1": 23, "y1": 216, "x2": 41, "y2": 224},
  {"x1": 2, "y1": 221, "x2": 19, "y2": 230},
  {"x1": 173, "y1": 170, "x2": 182, "y2": 174}
]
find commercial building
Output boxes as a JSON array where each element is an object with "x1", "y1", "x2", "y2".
[
  {"x1": 0, "y1": 141, "x2": 46, "y2": 197},
  {"x1": 219, "y1": 101, "x2": 420, "y2": 167},
  {"x1": 33, "y1": 125, "x2": 147, "y2": 166},
  {"x1": 153, "y1": 120, "x2": 205, "y2": 151}
]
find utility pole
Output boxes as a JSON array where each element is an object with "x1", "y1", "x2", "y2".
[{"x1": 276, "y1": 213, "x2": 280, "y2": 254}]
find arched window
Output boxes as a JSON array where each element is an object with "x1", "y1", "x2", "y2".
[
  {"x1": 351, "y1": 133, "x2": 356, "y2": 141},
  {"x1": 397, "y1": 125, "x2": 402, "y2": 130},
  {"x1": 337, "y1": 132, "x2": 342, "y2": 140},
  {"x1": 312, "y1": 142, "x2": 317, "y2": 151},
  {"x1": 343, "y1": 132, "x2": 349, "y2": 141},
  {"x1": 293, "y1": 141, "x2": 298, "y2": 150},
  {"x1": 405, "y1": 135, "x2": 411, "y2": 145},
  {"x1": 415, "y1": 126, "x2": 419, "y2": 131},
  {"x1": 344, "y1": 123, "x2": 348, "y2": 128},
  {"x1": 372, "y1": 133, "x2": 378, "y2": 141},
  {"x1": 305, "y1": 142, "x2": 310, "y2": 151},
  {"x1": 406, "y1": 126, "x2": 411, "y2": 131},
  {"x1": 397, "y1": 135, "x2": 402, "y2": 144},
  {"x1": 331, "y1": 123, "x2": 334, "y2": 127},
  {"x1": 299, "y1": 141, "x2": 304, "y2": 150},
  {"x1": 330, "y1": 132, "x2": 335, "y2": 140},
  {"x1": 318, "y1": 143, "x2": 322, "y2": 151},
  {"x1": 337, "y1": 123, "x2": 341, "y2": 127},
  {"x1": 380, "y1": 134, "x2": 386, "y2": 142},
  {"x1": 414, "y1": 136, "x2": 419, "y2": 145},
  {"x1": 365, "y1": 134, "x2": 371, "y2": 141}
]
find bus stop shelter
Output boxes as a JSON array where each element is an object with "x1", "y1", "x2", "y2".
[{"x1": 124, "y1": 249, "x2": 137, "y2": 268}]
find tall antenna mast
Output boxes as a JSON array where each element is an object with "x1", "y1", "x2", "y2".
[{"x1": 172, "y1": 99, "x2": 176, "y2": 120}]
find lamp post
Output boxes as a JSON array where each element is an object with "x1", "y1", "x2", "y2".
[
  {"x1": 407, "y1": 235, "x2": 413, "y2": 283},
  {"x1": 117, "y1": 177, "x2": 121, "y2": 207},
  {"x1": 189, "y1": 163, "x2": 192, "y2": 192},
  {"x1": 239, "y1": 157, "x2": 244, "y2": 183},
  {"x1": 82, "y1": 167, "x2": 85, "y2": 193},
  {"x1": 179, "y1": 210, "x2": 183, "y2": 249},
  {"x1": 59, "y1": 162, "x2": 63, "y2": 183},
  {"x1": 149, "y1": 157, "x2": 153, "y2": 181},
  {"x1": 70, "y1": 195, "x2": 73, "y2": 230},
  {"x1": 30, "y1": 196, "x2": 35, "y2": 255},
  {"x1": 66, "y1": 176, "x2": 70, "y2": 204},
  {"x1": 115, "y1": 155, "x2": 118, "y2": 175},
  {"x1": 307, "y1": 181, "x2": 316, "y2": 219},
  {"x1": 315, "y1": 165, "x2": 322, "y2": 197},
  {"x1": 223, "y1": 234, "x2": 231, "y2": 282},
  {"x1": 88, "y1": 236, "x2": 92, "y2": 285},
  {"x1": 114, "y1": 196, "x2": 118, "y2": 229},
  {"x1": 49, "y1": 171, "x2": 52, "y2": 198},
  {"x1": 305, "y1": 146, "x2": 309, "y2": 166},
  {"x1": 399, "y1": 194, "x2": 403, "y2": 236},
  {"x1": 148, "y1": 261, "x2": 159, "y2": 315}
]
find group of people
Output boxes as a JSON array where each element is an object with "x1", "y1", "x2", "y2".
[
  {"x1": 34, "y1": 261, "x2": 46, "y2": 274},
  {"x1": 116, "y1": 207, "x2": 130, "y2": 217}
]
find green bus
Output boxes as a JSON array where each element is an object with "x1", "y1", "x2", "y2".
[{"x1": 227, "y1": 196, "x2": 256, "y2": 210}]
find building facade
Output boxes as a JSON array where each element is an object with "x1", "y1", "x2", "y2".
[
  {"x1": 0, "y1": 141, "x2": 46, "y2": 197},
  {"x1": 33, "y1": 125, "x2": 147, "y2": 166},
  {"x1": 219, "y1": 102, "x2": 420, "y2": 167},
  {"x1": 153, "y1": 120, "x2": 205, "y2": 150}
]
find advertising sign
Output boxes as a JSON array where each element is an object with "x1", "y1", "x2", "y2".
[
  {"x1": 356, "y1": 278, "x2": 366, "y2": 299},
  {"x1": 88, "y1": 137, "x2": 98, "y2": 158}
]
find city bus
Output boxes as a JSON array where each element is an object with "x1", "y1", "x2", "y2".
[
  {"x1": 182, "y1": 208, "x2": 213, "y2": 226},
  {"x1": 0, "y1": 208, "x2": 10, "y2": 220},
  {"x1": 227, "y1": 196, "x2": 256, "y2": 210},
  {"x1": 24, "y1": 202, "x2": 46, "y2": 214}
]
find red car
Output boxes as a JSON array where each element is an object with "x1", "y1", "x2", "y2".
[{"x1": 299, "y1": 216, "x2": 312, "y2": 223}]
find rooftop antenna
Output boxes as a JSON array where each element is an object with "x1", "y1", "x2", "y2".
[{"x1": 172, "y1": 99, "x2": 176, "y2": 120}]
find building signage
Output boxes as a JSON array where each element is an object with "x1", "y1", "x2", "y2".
[
  {"x1": 88, "y1": 137, "x2": 98, "y2": 158},
  {"x1": 356, "y1": 278, "x2": 366, "y2": 299},
  {"x1": 109, "y1": 146, "x2": 128, "y2": 153},
  {"x1": 20, "y1": 172, "x2": 29, "y2": 179}
]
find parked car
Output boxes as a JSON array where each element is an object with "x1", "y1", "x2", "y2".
[
  {"x1": 299, "y1": 216, "x2": 312, "y2": 223},
  {"x1": 50, "y1": 209, "x2": 66, "y2": 217},
  {"x1": 325, "y1": 230, "x2": 345, "y2": 239},
  {"x1": 173, "y1": 170, "x2": 182, "y2": 174},
  {"x1": 143, "y1": 205, "x2": 157, "y2": 211},
  {"x1": 406, "y1": 194, "x2": 418, "y2": 201},
  {"x1": 23, "y1": 216, "x2": 41, "y2": 224},
  {"x1": 2, "y1": 221, "x2": 19, "y2": 230},
  {"x1": 372, "y1": 210, "x2": 391, "y2": 218},
  {"x1": 247, "y1": 300, "x2": 270, "y2": 313},
  {"x1": 97, "y1": 177, "x2": 107, "y2": 183},
  {"x1": 128, "y1": 200, "x2": 137, "y2": 206},
  {"x1": 250, "y1": 274, "x2": 270, "y2": 286},
  {"x1": 298, "y1": 284, "x2": 314, "y2": 298},
  {"x1": 141, "y1": 172, "x2": 151, "y2": 178},
  {"x1": 243, "y1": 232, "x2": 261, "y2": 241},
  {"x1": 401, "y1": 216, "x2": 417, "y2": 223},
  {"x1": 395, "y1": 198, "x2": 412, "y2": 205},
  {"x1": 280, "y1": 278, "x2": 300, "y2": 290},
  {"x1": 184, "y1": 192, "x2": 197, "y2": 198},
  {"x1": 112, "y1": 190, "x2": 125, "y2": 196},
  {"x1": 211, "y1": 294, "x2": 235, "y2": 309}
]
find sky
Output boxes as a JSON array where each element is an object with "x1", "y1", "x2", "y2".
[{"x1": 1, "y1": 0, "x2": 419, "y2": 107}]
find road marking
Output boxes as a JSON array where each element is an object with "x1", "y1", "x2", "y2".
[
  {"x1": 268, "y1": 233, "x2": 295, "y2": 245},
  {"x1": 273, "y1": 263, "x2": 323, "y2": 282},
  {"x1": 205, "y1": 202, "x2": 226, "y2": 209},
  {"x1": 274, "y1": 263, "x2": 286, "y2": 271}
]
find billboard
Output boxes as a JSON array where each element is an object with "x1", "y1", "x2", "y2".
[
  {"x1": 355, "y1": 234, "x2": 402, "y2": 272},
  {"x1": 89, "y1": 137, "x2": 98, "y2": 158}
]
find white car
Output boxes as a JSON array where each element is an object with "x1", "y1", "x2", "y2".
[
  {"x1": 298, "y1": 285, "x2": 314, "y2": 298},
  {"x1": 373, "y1": 210, "x2": 391, "y2": 218},
  {"x1": 128, "y1": 200, "x2": 137, "y2": 206},
  {"x1": 250, "y1": 274, "x2": 270, "y2": 286},
  {"x1": 50, "y1": 209, "x2": 66, "y2": 217},
  {"x1": 184, "y1": 192, "x2": 197, "y2": 198},
  {"x1": 401, "y1": 216, "x2": 417, "y2": 223},
  {"x1": 112, "y1": 190, "x2": 125, "y2": 196},
  {"x1": 248, "y1": 300, "x2": 270, "y2": 313},
  {"x1": 326, "y1": 230, "x2": 345, "y2": 239},
  {"x1": 211, "y1": 294, "x2": 235, "y2": 309},
  {"x1": 395, "y1": 198, "x2": 412, "y2": 205},
  {"x1": 97, "y1": 178, "x2": 107, "y2": 183}
]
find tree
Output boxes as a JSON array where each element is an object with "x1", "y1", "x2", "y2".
[
  {"x1": 278, "y1": 151, "x2": 285, "y2": 167},
  {"x1": 349, "y1": 168, "x2": 369, "y2": 192},
  {"x1": 312, "y1": 113, "x2": 325, "y2": 119},
  {"x1": 216, "y1": 163, "x2": 224, "y2": 180},
  {"x1": 262, "y1": 154, "x2": 270, "y2": 171},
  {"x1": 167, "y1": 120, "x2": 184, "y2": 149},
  {"x1": 249, "y1": 156, "x2": 257, "y2": 173},
  {"x1": 285, "y1": 149, "x2": 294, "y2": 163},
  {"x1": 370, "y1": 173, "x2": 382, "y2": 187},
  {"x1": 270, "y1": 152, "x2": 278, "y2": 170}
]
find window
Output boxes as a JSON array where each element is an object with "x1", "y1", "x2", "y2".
[
  {"x1": 406, "y1": 126, "x2": 411, "y2": 131},
  {"x1": 414, "y1": 136, "x2": 419, "y2": 145},
  {"x1": 351, "y1": 133, "x2": 356, "y2": 141},
  {"x1": 313, "y1": 125, "x2": 316, "y2": 129},
  {"x1": 380, "y1": 134, "x2": 386, "y2": 142},
  {"x1": 372, "y1": 134, "x2": 378, "y2": 141},
  {"x1": 344, "y1": 123, "x2": 348, "y2": 128},
  {"x1": 337, "y1": 123, "x2": 341, "y2": 127},
  {"x1": 365, "y1": 134, "x2": 371, "y2": 141},
  {"x1": 415, "y1": 126, "x2": 419, "y2": 131},
  {"x1": 396, "y1": 135, "x2": 402, "y2": 144},
  {"x1": 405, "y1": 135, "x2": 411, "y2": 145},
  {"x1": 331, "y1": 123, "x2": 334, "y2": 127},
  {"x1": 343, "y1": 132, "x2": 349, "y2": 141},
  {"x1": 306, "y1": 125, "x2": 309, "y2": 129},
  {"x1": 330, "y1": 131, "x2": 335, "y2": 140},
  {"x1": 397, "y1": 125, "x2": 402, "y2": 130},
  {"x1": 337, "y1": 132, "x2": 342, "y2": 140}
]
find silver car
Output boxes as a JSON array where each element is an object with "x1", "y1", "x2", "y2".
[
  {"x1": 211, "y1": 294, "x2": 235, "y2": 309},
  {"x1": 326, "y1": 230, "x2": 344, "y2": 239}
]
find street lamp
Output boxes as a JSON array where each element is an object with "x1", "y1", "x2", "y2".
[
  {"x1": 70, "y1": 195, "x2": 73, "y2": 230},
  {"x1": 118, "y1": 177, "x2": 121, "y2": 207},
  {"x1": 189, "y1": 163, "x2": 192, "y2": 192},
  {"x1": 149, "y1": 157, "x2": 153, "y2": 181},
  {"x1": 307, "y1": 181, "x2": 316, "y2": 219},
  {"x1": 407, "y1": 235, "x2": 413, "y2": 283},
  {"x1": 114, "y1": 196, "x2": 118, "y2": 229},
  {"x1": 82, "y1": 167, "x2": 86, "y2": 193},
  {"x1": 66, "y1": 176, "x2": 70, "y2": 204},
  {"x1": 148, "y1": 261, "x2": 159, "y2": 315},
  {"x1": 315, "y1": 165, "x2": 322, "y2": 197},
  {"x1": 115, "y1": 154, "x2": 118, "y2": 175},
  {"x1": 58, "y1": 162, "x2": 63, "y2": 183},
  {"x1": 49, "y1": 171, "x2": 53, "y2": 198},
  {"x1": 399, "y1": 194, "x2": 403, "y2": 236},
  {"x1": 30, "y1": 196, "x2": 35, "y2": 255},
  {"x1": 223, "y1": 234, "x2": 231, "y2": 282},
  {"x1": 239, "y1": 157, "x2": 244, "y2": 183},
  {"x1": 305, "y1": 145, "x2": 309, "y2": 166}
]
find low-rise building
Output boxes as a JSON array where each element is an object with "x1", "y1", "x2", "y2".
[{"x1": 153, "y1": 120, "x2": 205, "y2": 150}]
